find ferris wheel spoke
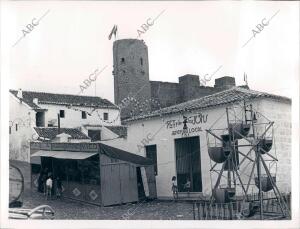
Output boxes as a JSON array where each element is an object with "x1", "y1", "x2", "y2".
[
  {"x1": 259, "y1": 154, "x2": 290, "y2": 217},
  {"x1": 209, "y1": 162, "x2": 218, "y2": 171},
  {"x1": 237, "y1": 150, "x2": 254, "y2": 162},
  {"x1": 206, "y1": 129, "x2": 225, "y2": 144},
  {"x1": 239, "y1": 146, "x2": 256, "y2": 166},
  {"x1": 245, "y1": 157, "x2": 257, "y2": 196},
  {"x1": 260, "y1": 148, "x2": 278, "y2": 161},
  {"x1": 233, "y1": 166, "x2": 247, "y2": 197}
]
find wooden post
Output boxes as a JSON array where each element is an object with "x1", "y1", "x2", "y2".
[
  {"x1": 57, "y1": 113, "x2": 60, "y2": 134},
  {"x1": 193, "y1": 203, "x2": 195, "y2": 220}
]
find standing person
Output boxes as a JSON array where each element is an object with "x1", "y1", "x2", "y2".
[
  {"x1": 42, "y1": 173, "x2": 47, "y2": 195},
  {"x1": 171, "y1": 176, "x2": 178, "y2": 201},
  {"x1": 56, "y1": 176, "x2": 62, "y2": 199},
  {"x1": 37, "y1": 171, "x2": 43, "y2": 193},
  {"x1": 184, "y1": 178, "x2": 191, "y2": 197},
  {"x1": 45, "y1": 176, "x2": 53, "y2": 200},
  {"x1": 42, "y1": 168, "x2": 48, "y2": 195}
]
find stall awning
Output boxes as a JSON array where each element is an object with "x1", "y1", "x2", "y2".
[{"x1": 31, "y1": 150, "x2": 98, "y2": 160}]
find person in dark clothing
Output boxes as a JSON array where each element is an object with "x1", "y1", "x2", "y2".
[
  {"x1": 41, "y1": 168, "x2": 48, "y2": 195},
  {"x1": 56, "y1": 176, "x2": 62, "y2": 198}
]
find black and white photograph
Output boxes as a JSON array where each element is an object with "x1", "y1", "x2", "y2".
[{"x1": 0, "y1": 1, "x2": 299, "y2": 228}]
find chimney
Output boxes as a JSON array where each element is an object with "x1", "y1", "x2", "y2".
[
  {"x1": 17, "y1": 88, "x2": 23, "y2": 99},
  {"x1": 33, "y1": 98, "x2": 38, "y2": 105},
  {"x1": 57, "y1": 113, "x2": 60, "y2": 134}
]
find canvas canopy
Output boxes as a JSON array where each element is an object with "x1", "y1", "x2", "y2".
[{"x1": 31, "y1": 150, "x2": 97, "y2": 160}]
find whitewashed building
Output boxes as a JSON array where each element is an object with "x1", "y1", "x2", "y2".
[
  {"x1": 103, "y1": 87, "x2": 292, "y2": 199},
  {"x1": 9, "y1": 89, "x2": 123, "y2": 163}
]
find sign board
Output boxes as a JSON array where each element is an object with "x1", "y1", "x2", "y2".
[{"x1": 165, "y1": 113, "x2": 208, "y2": 136}]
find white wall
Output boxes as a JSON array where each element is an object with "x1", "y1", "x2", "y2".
[
  {"x1": 38, "y1": 103, "x2": 121, "y2": 127},
  {"x1": 258, "y1": 99, "x2": 291, "y2": 193},
  {"x1": 9, "y1": 95, "x2": 36, "y2": 162},
  {"x1": 9, "y1": 93, "x2": 121, "y2": 163},
  {"x1": 104, "y1": 98, "x2": 292, "y2": 198},
  {"x1": 104, "y1": 103, "x2": 232, "y2": 198}
]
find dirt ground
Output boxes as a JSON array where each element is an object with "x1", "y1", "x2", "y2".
[{"x1": 20, "y1": 190, "x2": 194, "y2": 220}]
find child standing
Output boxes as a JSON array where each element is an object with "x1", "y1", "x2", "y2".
[
  {"x1": 46, "y1": 176, "x2": 53, "y2": 200},
  {"x1": 184, "y1": 178, "x2": 191, "y2": 197},
  {"x1": 56, "y1": 176, "x2": 62, "y2": 198},
  {"x1": 171, "y1": 176, "x2": 178, "y2": 200}
]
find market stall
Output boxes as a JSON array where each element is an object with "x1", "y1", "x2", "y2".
[{"x1": 30, "y1": 142, "x2": 156, "y2": 206}]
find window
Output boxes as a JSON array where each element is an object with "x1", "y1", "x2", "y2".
[
  {"x1": 103, "y1": 112, "x2": 108, "y2": 121},
  {"x1": 15, "y1": 124, "x2": 18, "y2": 131},
  {"x1": 82, "y1": 111, "x2": 87, "y2": 119},
  {"x1": 145, "y1": 145, "x2": 157, "y2": 176},
  {"x1": 59, "y1": 110, "x2": 65, "y2": 118},
  {"x1": 121, "y1": 57, "x2": 125, "y2": 63},
  {"x1": 9, "y1": 126, "x2": 11, "y2": 134},
  {"x1": 140, "y1": 58, "x2": 143, "y2": 66},
  {"x1": 36, "y1": 112, "x2": 45, "y2": 127},
  {"x1": 88, "y1": 130, "x2": 101, "y2": 141}
]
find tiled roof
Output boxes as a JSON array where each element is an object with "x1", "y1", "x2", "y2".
[
  {"x1": 124, "y1": 87, "x2": 291, "y2": 122},
  {"x1": 34, "y1": 127, "x2": 90, "y2": 140},
  {"x1": 10, "y1": 90, "x2": 118, "y2": 110},
  {"x1": 105, "y1": 126, "x2": 127, "y2": 138}
]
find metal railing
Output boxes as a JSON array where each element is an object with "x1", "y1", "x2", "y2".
[{"x1": 192, "y1": 192, "x2": 291, "y2": 220}]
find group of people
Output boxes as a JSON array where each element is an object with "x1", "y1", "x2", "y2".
[{"x1": 37, "y1": 168, "x2": 62, "y2": 200}]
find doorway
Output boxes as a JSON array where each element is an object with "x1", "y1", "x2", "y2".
[
  {"x1": 175, "y1": 136, "x2": 202, "y2": 192},
  {"x1": 36, "y1": 112, "x2": 45, "y2": 127},
  {"x1": 136, "y1": 167, "x2": 146, "y2": 200}
]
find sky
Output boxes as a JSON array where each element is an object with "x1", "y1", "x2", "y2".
[{"x1": 2, "y1": 1, "x2": 299, "y2": 103}]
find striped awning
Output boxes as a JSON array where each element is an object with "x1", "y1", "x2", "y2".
[{"x1": 31, "y1": 150, "x2": 97, "y2": 160}]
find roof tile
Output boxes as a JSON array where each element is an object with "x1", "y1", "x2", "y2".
[
  {"x1": 10, "y1": 90, "x2": 118, "y2": 110},
  {"x1": 124, "y1": 87, "x2": 291, "y2": 122},
  {"x1": 34, "y1": 127, "x2": 90, "y2": 140}
]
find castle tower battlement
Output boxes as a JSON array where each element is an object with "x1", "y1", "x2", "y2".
[{"x1": 113, "y1": 39, "x2": 151, "y2": 119}]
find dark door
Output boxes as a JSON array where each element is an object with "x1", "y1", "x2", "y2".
[
  {"x1": 175, "y1": 136, "x2": 202, "y2": 192},
  {"x1": 36, "y1": 112, "x2": 45, "y2": 127},
  {"x1": 136, "y1": 167, "x2": 146, "y2": 200}
]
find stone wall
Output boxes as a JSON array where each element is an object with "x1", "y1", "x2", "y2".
[
  {"x1": 113, "y1": 39, "x2": 238, "y2": 117},
  {"x1": 113, "y1": 39, "x2": 151, "y2": 119},
  {"x1": 150, "y1": 81, "x2": 181, "y2": 108},
  {"x1": 149, "y1": 76, "x2": 226, "y2": 108}
]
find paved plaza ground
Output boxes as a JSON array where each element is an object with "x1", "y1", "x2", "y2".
[{"x1": 20, "y1": 190, "x2": 194, "y2": 220}]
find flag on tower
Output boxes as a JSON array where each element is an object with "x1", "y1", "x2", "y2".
[
  {"x1": 244, "y1": 72, "x2": 248, "y2": 85},
  {"x1": 108, "y1": 25, "x2": 118, "y2": 40}
]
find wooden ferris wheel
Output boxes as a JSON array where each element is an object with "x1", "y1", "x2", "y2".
[{"x1": 206, "y1": 101, "x2": 290, "y2": 219}]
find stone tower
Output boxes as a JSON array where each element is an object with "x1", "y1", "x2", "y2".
[{"x1": 113, "y1": 39, "x2": 151, "y2": 119}]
